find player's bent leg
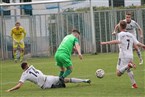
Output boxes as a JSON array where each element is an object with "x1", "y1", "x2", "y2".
[
  {"x1": 19, "y1": 42, "x2": 25, "y2": 62},
  {"x1": 58, "y1": 66, "x2": 72, "y2": 86},
  {"x1": 20, "y1": 48, "x2": 24, "y2": 62},
  {"x1": 13, "y1": 41, "x2": 18, "y2": 62},
  {"x1": 128, "y1": 62, "x2": 136, "y2": 69},
  {"x1": 118, "y1": 61, "x2": 135, "y2": 75},
  {"x1": 116, "y1": 70, "x2": 122, "y2": 77},
  {"x1": 126, "y1": 69, "x2": 138, "y2": 88},
  {"x1": 68, "y1": 78, "x2": 91, "y2": 84},
  {"x1": 62, "y1": 66, "x2": 73, "y2": 78},
  {"x1": 13, "y1": 48, "x2": 17, "y2": 62},
  {"x1": 59, "y1": 67, "x2": 65, "y2": 77},
  {"x1": 134, "y1": 45, "x2": 143, "y2": 65}
]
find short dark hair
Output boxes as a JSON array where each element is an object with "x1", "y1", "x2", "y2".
[
  {"x1": 21, "y1": 62, "x2": 28, "y2": 70},
  {"x1": 72, "y1": 29, "x2": 80, "y2": 35},
  {"x1": 15, "y1": 22, "x2": 20, "y2": 25},
  {"x1": 126, "y1": 12, "x2": 132, "y2": 16},
  {"x1": 119, "y1": 20, "x2": 127, "y2": 29}
]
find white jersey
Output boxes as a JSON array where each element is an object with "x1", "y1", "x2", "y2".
[
  {"x1": 123, "y1": 19, "x2": 140, "y2": 37},
  {"x1": 118, "y1": 31, "x2": 139, "y2": 59},
  {"x1": 19, "y1": 65, "x2": 46, "y2": 87}
]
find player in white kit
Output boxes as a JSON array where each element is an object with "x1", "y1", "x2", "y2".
[
  {"x1": 101, "y1": 20, "x2": 145, "y2": 88},
  {"x1": 112, "y1": 12, "x2": 144, "y2": 65},
  {"x1": 6, "y1": 62, "x2": 91, "y2": 92}
]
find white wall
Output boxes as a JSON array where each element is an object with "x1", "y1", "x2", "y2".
[
  {"x1": 63, "y1": 0, "x2": 109, "y2": 10},
  {"x1": 9, "y1": 0, "x2": 141, "y2": 15},
  {"x1": 125, "y1": 0, "x2": 141, "y2": 6}
]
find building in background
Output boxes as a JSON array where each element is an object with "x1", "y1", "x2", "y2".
[
  {"x1": 0, "y1": 0, "x2": 142, "y2": 16},
  {"x1": 0, "y1": 0, "x2": 143, "y2": 59}
]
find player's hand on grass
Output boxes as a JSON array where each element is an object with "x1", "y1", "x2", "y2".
[{"x1": 6, "y1": 89, "x2": 11, "y2": 92}]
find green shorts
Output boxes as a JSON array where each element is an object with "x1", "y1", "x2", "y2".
[{"x1": 55, "y1": 53, "x2": 72, "y2": 68}]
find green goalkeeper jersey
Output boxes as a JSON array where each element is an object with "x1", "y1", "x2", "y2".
[{"x1": 55, "y1": 34, "x2": 79, "y2": 57}]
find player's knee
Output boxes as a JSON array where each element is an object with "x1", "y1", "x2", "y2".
[
  {"x1": 66, "y1": 68, "x2": 72, "y2": 74},
  {"x1": 67, "y1": 66, "x2": 73, "y2": 71},
  {"x1": 20, "y1": 48, "x2": 24, "y2": 52},
  {"x1": 116, "y1": 71, "x2": 122, "y2": 77},
  {"x1": 60, "y1": 67, "x2": 65, "y2": 71},
  {"x1": 116, "y1": 73, "x2": 122, "y2": 77},
  {"x1": 13, "y1": 49, "x2": 17, "y2": 52},
  {"x1": 67, "y1": 68, "x2": 72, "y2": 72}
]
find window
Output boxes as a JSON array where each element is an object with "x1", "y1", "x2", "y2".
[
  {"x1": 20, "y1": 0, "x2": 32, "y2": 15},
  {"x1": 109, "y1": 0, "x2": 124, "y2": 7},
  {"x1": 0, "y1": 0, "x2": 10, "y2": 16}
]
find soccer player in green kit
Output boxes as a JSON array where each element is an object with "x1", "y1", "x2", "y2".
[{"x1": 55, "y1": 29, "x2": 83, "y2": 84}]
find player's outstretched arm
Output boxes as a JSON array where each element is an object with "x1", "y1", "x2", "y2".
[
  {"x1": 75, "y1": 43, "x2": 82, "y2": 60},
  {"x1": 6, "y1": 82, "x2": 23, "y2": 92},
  {"x1": 101, "y1": 40, "x2": 120, "y2": 45}
]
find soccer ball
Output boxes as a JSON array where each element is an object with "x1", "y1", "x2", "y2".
[{"x1": 96, "y1": 69, "x2": 105, "y2": 78}]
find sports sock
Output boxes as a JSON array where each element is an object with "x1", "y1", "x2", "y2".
[
  {"x1": 62, "y1": 69, "x2": 72, "y2": 78},
  {"x1": 136, "y1": 49, "x2": 142, "y2": 60},
  {"x1": 59, "y1": 71, "x2": 64, "y2": 77},
  {"x1": 127, "y1": 69, "x2": 136, "y2": 85},
  {"x1": 119, "y1": 65, "x2": 129, "y2": 74},
  {"x1": 20, "y1": 51, "x2": 24, "y2": 61},
  {"x1": 70, "y1": 78, "x2": 87, "y2": 83}
]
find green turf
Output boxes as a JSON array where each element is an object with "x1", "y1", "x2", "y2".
[{"x1": 0, "y1": 52, "x2": 145, "y2": 97}]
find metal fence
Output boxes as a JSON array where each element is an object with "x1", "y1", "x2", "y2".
[{"x1": 0, "y1": 8, "x2": 145, "y2": 59}]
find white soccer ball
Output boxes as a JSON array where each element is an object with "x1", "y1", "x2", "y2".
[{"x1": 96, "y1": 69, "x2": 105, "y2": 78}]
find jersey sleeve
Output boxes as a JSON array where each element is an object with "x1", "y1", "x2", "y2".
[
  {"x1": 74, "y1": 38, "x2": 79, "y2": 45},
  {"x1": 134, "y1": 21, "x2": 140, "y2": 29},
  {"x1": 19, "y1": 73, "x2": 27, "y2": 83},
  {"x1": 117, "y1": 33, "x2": 121, "y2": 41},
  {"x1": 132, "y1": 34, "x2": 139, "y2": 44}
]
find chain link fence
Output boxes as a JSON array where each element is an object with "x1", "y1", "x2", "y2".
[{"x1": 0, "y1": 8, "x2": 145, "y2": 59}]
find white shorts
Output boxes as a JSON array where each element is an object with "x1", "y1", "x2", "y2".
[
  {"x1": 41, "y1": 76, "x2": 59, "y2": 89},
  {"x1": 116, "y1": 58, "x2": 133, "y2": 70}
]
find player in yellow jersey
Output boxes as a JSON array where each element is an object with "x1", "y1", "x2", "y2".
[{"x1": 11, "y1": 22, "x2": 26, "y2": 62}]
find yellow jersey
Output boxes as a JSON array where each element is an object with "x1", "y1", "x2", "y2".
[{"x1": 11, "y1": 26, "x2": 26, "y2": 42}]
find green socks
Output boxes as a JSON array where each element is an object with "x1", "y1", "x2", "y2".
[
  {"x1": 62, "y1": 69, "x2": 72, "y2": 78},
  {"x1": 59, "y1": 71, "x2": 64, "y2": 77}
]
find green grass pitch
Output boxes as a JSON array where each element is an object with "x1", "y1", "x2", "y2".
[{"x1": 0, "y1": 52, "x2": 145, "y2": 97}]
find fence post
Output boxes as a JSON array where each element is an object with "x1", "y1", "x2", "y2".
[{"x1": 89, "y1": 0, "x2": 97, "y2": 54}]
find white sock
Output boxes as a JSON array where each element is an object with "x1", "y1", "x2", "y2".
[
  {"x1": 70, "y1": 78, "x2": 87, "y2": 83},
  {"x1": 119, "y1": 65, "x2": 129, "y2": 74},
  {"x1": 127, "y1": 70, "x2": 136, "y2": 85},
  {"x1": 136, "y1": 49, "x2": 142, "y2": 60}
]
